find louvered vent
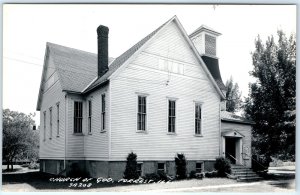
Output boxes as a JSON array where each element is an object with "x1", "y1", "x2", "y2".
[{"x1": 205, "y1": 34, "x2": 216, "y2": 56}]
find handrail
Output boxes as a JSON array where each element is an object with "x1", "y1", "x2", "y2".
[
  {"x1": 241, "y1": 152, "x2": 268, "y2": 170},
  {"x1": 226, "y1": 153, "x2": 247, "y2": 167}
]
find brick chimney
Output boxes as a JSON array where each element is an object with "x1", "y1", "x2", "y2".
[{"x1": 97, "y1": 25, "x2": 109, "y2": 77}]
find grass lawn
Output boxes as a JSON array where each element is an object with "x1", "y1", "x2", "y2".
[{"x1": 2, "y1": 171, "x2": 238, "y2": 191}]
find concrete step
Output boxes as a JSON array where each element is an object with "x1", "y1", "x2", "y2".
[
  {"x1": 234, "y1": 173, "x2": 257, "y2": 177},
  {"x1": 237, "y1": 176, "x2": 263, "y2": 182}
]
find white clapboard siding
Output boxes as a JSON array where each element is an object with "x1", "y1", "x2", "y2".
[
  {"x1": 84, "y1": 86, "x2": 110, "y2": 159},
  {"x1": 109, "y1": 20, "x2": 221, "y2": 161},
  {"x1": 66, "y1": 94, "x2": 85, "y2": 158},
  {"x1": 221, "y1": 122, "x2": 252, "y2": 166},
  {"x1": 39, "y1": 56, "x2": 66, "y2": 159}
]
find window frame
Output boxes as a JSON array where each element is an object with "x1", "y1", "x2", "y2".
[
  {"x1": 74, "y1": 101, "x2": 83, "y2": 134},
  {"x1": 88, "y1": 100, "x2": 92, "y2": 134},
  {"x1": 136, "y1": 93, "x2": 148, "y2": 132},
  {"x1": 194, "y1": 102, "x2": 203, "y2": 136},
  {"x1": 49, "y1": 107, "x2": 52, "y2": 139},
  {"x1": 196, "y1": 162, "x2": 204, "y2": 173},
  {"x1": 101, "y1": 93, "x2": 106, "y2": 132},
  {"x1": 56, "y1": 102, "x2": 60, "y2": 137},
  {"x1": 137, "y1": 162, "x2": 143, "y2": 177},
  {"x1": 167, "y1": 97, "x2": 177, "y2": 134},
  {"x1": 157, "y1": 162, "x2": 166, "y2": 173}
]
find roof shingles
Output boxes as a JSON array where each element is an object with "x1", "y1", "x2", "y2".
[{"x1": 221, "y1": 111, "x2": 255, "y2": 125}]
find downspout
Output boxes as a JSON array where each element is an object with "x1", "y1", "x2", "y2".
[
  {"x1": 219, "y1": 101, "x2": 222, "y2": 156},
  {"x1": 64, "y1": 93, "x2": 68, "y2": 173}
]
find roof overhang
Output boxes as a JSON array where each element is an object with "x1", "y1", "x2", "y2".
[
  {"x1": 221, "y1": 130, "x2": 244, "y2": 138},
  {"x1": 221, "y1": 118, "x2": 255, "y2": 125}
]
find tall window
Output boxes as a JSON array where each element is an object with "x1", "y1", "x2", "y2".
[
  {"x1": 137, "y1": 96, "x2": 147, "y2": 131},
  {"x1": 168, "y1": 100, "x2": 176, "y2": 133},
  {"x1": 43, "y1": 111, "x2": 46, "y2": 141},
  {"x1": 88, "y1": 100, "x2": 92, "y2": 133},
  {"x1": 49, "y1": 107, "x2": 52, "y2": 139},
  {"x1": 56, "y1": 103, "x2": 60, "y2": 136},
  {"x1": 195, "y1": 103, "x2": 202, "y2": 135},
  {"x1": 101, "y1": 94, "x2": 106, "y2": 131},
  {"x1": 74, "y1": 101, "x2": 83, "y2": 133}
]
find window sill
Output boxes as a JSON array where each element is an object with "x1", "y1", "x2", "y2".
[
  {"x1": 136, "y1": 130, "x2": 148, "y2": 134},
  {"x1": 100, "y1": 130, "x2": 106, "y2": 133},
  {"x1": 88, "y1": 132, "x2": 92, "y2": 135},
  {"x1": 56, "y1": 135, "x2": 60, "y2": 138},
  {"x1": 167, "y1": 132, "x2": 177, "y2": 135},
  {"x1": 73, "y1": 133, "x2": 84, "y2": 136},
  {"x1": 194, "y1": 134, "x2": 203, "y2": 137}
]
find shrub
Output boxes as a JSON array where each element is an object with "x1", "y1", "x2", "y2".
[
  {"x1": 214, "y1": 157, "x2": 231, "y2": 177},
  {"x1": 28, "y1": 162, "x2": 39, "y2": 169},
  {"x1": 124, "y1": 152, "x2": 139, "y2": 180},
  {"x1": 189, "y1": 170, "x2": 196, "y2": 178},
  {"x1": 205, "y1": 170, "x2": 218, "y2": 178},
  {"x1": 21, "y1": 164, "x2": 29, "y2": 168},
  {"x1": 195, "y1": 172, "x2": 204, "y2": 179},
  {"x1": 189, "y1": 170, "x2": 204, "y2": 179},
  {"x1": 143, "y1": 173, "x2": 160, "y2": 182},
  {"x1": 175, "y1": 153, "x2": 187, "y2": 180}
]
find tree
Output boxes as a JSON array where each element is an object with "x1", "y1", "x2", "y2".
[
  {"x1": 123, "y1": 152, "x2": 139, "y2": 179},
  {"x1": 175, "y1": 153, "x2": 187, "y2": 179},
  {"x1": 2, "y1": 109, "x2": 39, "y2": 171},
  {"x1": 225, "y1": 76, "x2": 242, "y2": 113},
  {"x1": 244, "y1": 30, "x2": 296, "y2": 161}
]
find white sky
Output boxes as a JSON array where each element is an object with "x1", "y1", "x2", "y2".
[{"x1": 2, "y1": 4, "x2": 296, "y2": 126}]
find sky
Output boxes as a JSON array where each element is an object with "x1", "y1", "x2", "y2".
[{"x1": 2, "y1": 4, "x2": 296, "y2": 126}]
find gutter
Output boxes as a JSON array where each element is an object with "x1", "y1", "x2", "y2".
[{"x1": 221, "y1": 119, "x2": 255, "y2": 125}]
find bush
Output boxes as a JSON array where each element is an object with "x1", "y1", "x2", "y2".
[
  {"x1": 189, "y1": 170, "x2": 197, "y2": 178},
  {"x1": 214, "y1": 157, "x2": 231, "y2": 177},
  {"x1": 189, "y1": 170, "x2": 204, "y2": 179},
  {"x1": 28, "y1": 162, "x2": 39, "y2": 169},
  {"x1": 205, "y1": 170, "x2": 218, "y2": 178},
  {"x1": 143, "y1": 173, "x2": 160, "y2": 182},
  {"x1": 21, "y1": 164, "x2": 29, "y2": 168},
  {"x1": 124, "y1": 152, "x2": 139, "y2": 180},
  {"x1": 175, "y1": 153, "x2": 187, "y2": 180}
]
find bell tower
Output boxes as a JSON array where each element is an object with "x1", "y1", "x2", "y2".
[{"x1": 190, "y1": 25, "x2": 227, "y2": 110}]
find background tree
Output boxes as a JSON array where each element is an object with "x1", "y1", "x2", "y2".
[
  {"x1": 175, "y1": 153, "x2": 187, "y2": 179},
  {"x1": 244, "y1": 30, "x2": 296, "y2": 162},
  {"x1": 2, "y1": 109, "x2": 39, "y2": 171},
  {"x1": 225, "y1": 76, "x2": 242, "y2": 113},
  {"x1": 123, "y1": 152, "x2": 139, "y2": 179}
]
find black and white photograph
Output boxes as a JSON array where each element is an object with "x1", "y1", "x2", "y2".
[{"x1": 1, "y1": 3, "x2": 296, "y2": 192}]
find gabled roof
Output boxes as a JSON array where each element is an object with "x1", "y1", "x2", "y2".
[
  {"x1": 221, "y1": 130, "x2": 244, "y2": 138},
  {"x1": 221, "y1": 111, "x2": 255, "y2": 125},
  {"x1": 189, "y1": 24, "x2": 222, "y2": 37},
  {"x1": 37, "y1": 16, "x2": 227, "y2": 111},
  {"x1": 36, "y1": 42, "x2": 113, "y2": 110},
  {"x1": 83, "y1": 17, "x2": 172, "y2": 93}
]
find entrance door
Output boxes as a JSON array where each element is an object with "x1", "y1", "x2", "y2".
[{"x1": 225, "y1": 137, "x2": 236, "y2": 164}]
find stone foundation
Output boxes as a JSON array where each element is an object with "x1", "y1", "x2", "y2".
[{"x1": 40, "y1": 159, "x2": 217, "y2": 179}]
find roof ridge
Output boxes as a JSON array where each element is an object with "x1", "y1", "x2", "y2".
[
  {"x1": 47, "y1": 42, "x2": 97, "y2": 56},
  {"x1": 83, "y1": 16, "x2": 175, "y2": 93}
]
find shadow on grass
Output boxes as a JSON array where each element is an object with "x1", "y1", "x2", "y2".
[{"x1": 2, "y1": 172, "x2": 135, "y2": 190}]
